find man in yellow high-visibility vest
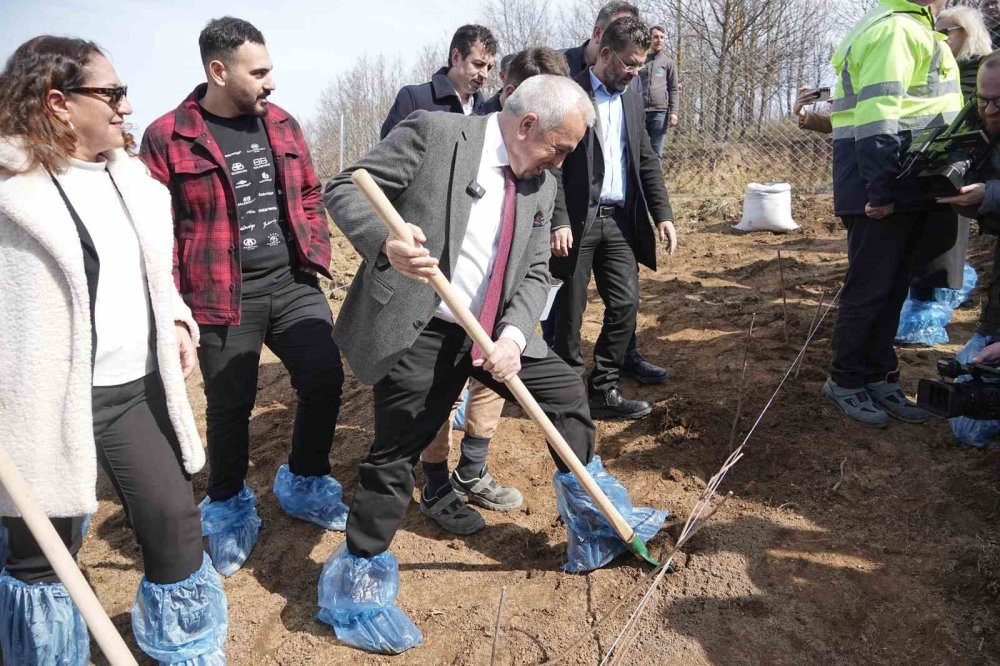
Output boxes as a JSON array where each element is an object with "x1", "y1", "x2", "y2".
[{"x1": 824, "y1": 0, "x2": 962, "y2": 427}]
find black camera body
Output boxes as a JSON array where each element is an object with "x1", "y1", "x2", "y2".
[
  {"x1": 900, "y1": 102, "x2": 996, "y2": 199},
  {"x1": 917, "y1": 358, "x2": 1000, "y2": 419}
]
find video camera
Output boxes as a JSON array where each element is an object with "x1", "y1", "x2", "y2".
[
  {"x1": 917, "y1": 357, "x2": 1000, "y2": 419},
  {"x1": 899, "y1": 101, "x2": 996, "y2": 199}
]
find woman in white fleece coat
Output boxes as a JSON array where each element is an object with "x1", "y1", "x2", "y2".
[{"x1": 0, "y1": 37, "x2": 227, "y2": 665}]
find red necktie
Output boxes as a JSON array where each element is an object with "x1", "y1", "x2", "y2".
[{"x1": 472, "y1": 165, "x2": 517, "y2": 361}]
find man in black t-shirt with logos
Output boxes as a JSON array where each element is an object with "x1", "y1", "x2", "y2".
[{"x1": 142, "y1": 17, "x2": 348, "y2": 578}]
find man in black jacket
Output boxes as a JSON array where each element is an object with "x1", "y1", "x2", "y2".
[
  {"x1": 380, "y1": 25, "x2": 497, "y2": 138},
  {"x1": 549, "y1": 16, "x2": 677, "y2": 420},
  {"x1": 564, "y1": 1, "x2": 640, "y2": 76}
]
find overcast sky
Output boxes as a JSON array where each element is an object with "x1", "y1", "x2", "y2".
[{"x1": 0, "y1": 0, "x2": 496, "y2": 135}]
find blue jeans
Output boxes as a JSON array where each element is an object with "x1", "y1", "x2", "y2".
[{"x1": 645, "y1": 110, "x2": 668, "y2": 160}]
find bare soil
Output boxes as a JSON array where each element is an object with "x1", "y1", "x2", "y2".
[{"x1": 82, "y1": 194, "x2": 1000, "y2": 665}]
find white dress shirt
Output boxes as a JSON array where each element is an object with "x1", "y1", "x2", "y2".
[
  {"x1": 433, "y1": 113, "x2": 527, "y2": 352},
  {"x1": 461, "y1": 94, "x2": 475, "y2": 116},
  {"x1": 57, "y1": 157, "x2": 157, "y2": 386},
  {"x1": 589, "y1": 68, "x2": 628, "y2": 204}
]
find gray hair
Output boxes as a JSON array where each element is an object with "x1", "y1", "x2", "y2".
[
  {"x1": 502, "y1": 75, "x2": 595, "y2": 132},
  {"x1": 938, "y1": 7, "x2": 993, "y2": 60}
]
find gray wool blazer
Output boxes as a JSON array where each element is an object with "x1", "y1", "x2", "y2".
[{"x1": 325, "y1": 111, "x2": 556, "y2": 385}]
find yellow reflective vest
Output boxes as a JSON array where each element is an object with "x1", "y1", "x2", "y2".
[{"x1": 830, "y1": 0, "x2": 963, "y2": 215}]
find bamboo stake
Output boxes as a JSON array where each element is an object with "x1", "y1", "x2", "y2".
[
  {"x1": 794, "y1": 291, "x2": 825, "y2": 379},
  {"x1": 491, "y1": 586, "x2": 508, "y2": 666},
  {"x1": 777, "y1": 250, "x2": 789, "y2": 344},
  {"x1": 729, "y1": 315, "x2": 756, "y2": 451}
]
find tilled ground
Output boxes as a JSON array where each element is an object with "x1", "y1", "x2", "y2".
[{"x1": 82, "y1": 194, "x2": 1000, "y2": 665}]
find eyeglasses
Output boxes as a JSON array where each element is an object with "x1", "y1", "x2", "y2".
[
  {"x1": 936, "y1": 26, "x2": 964, "y2": 35},
  {"x1": 64, "y1": 85, "x2": 128, "y2": 109},
  {"x1": 976, "y1": 93, "x2": 1000, "y2": 111},
  {"x1": 610, "y1": 50, "x2": 641, "y2": 74}
]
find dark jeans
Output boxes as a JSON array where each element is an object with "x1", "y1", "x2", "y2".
[
  {"x1": 199, "y1": 273, "x2": 344, "y2": 501},
  {"x1": 346, "y1": 318, "x2": 594, "y2": 557},
  {"x1": 831, "y1": 211, "x2": 930, "y2": 389},
  {"x1": 3, "y1": 374, "x2": 204, "y2": 585},
  {"x1": 645, "y1": 110, "x2": 669, "y2": 160},
  {"x1": 549, "y1": 212, "x2": 640, "y2": 394}
]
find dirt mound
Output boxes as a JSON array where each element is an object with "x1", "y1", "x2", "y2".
[{"x1": 79, "y1": 197, "x2": 1000, "y2": 664}]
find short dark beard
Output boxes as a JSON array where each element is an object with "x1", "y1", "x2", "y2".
[{"x1": 234, "y1": 91, "x2": 269, "y2": 118}]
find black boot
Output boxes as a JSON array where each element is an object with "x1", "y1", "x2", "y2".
[
  {"x1": 588, "y1": 386, "x2": 652, "y2": 420},
  {"x1": 621, "y1": 346, "x2": 669, "y2": 384}
]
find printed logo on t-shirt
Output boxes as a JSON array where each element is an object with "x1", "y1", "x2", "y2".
[
  {"x1": 235, "y1": 179, "x2": 252, "y2": 190},
  {"x1": 267, "y1": 232, "x2": 282, "y2": 246},
  {"x1": 257, "y1": 206, "x2": 278, "y2": 214},
  {"x1": 260, "y1": 172, "x2": 272, "y2": 182},
  {"x1": 243, "y1": 237, "x2": 257, "y2": 249},
  {"x1": 240, "y1": 223, "x2": 255, "y2": 232},
  {"x1": 231, "y1": 161, "x2": 247, "y2": 175},
  {"x1": 252, "y1": 157, "x2": 269, "y2": 170},
  {"x1": 258, "y1": 190, "x2": 275, "y2": 198},
  {"x1": 263, "y1": 219, "x2": 278, "y2": 229},
  {"x1": 248, "y1": 143, "x2": 266, "y2": 154},
  {"x1": 224, "y1": 150, "x2": 242, "y2": 158},
  {"x1": 238, "y1": 195, "x2": 256, "y2": 208}
]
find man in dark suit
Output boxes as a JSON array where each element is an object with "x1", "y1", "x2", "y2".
[
  {"x1": 380, "y1": 24, "x2": 498, "y2": 138},
  {"x1": 564, "y1": 1, "x2": 639, "y2": 76},
  {"x1": 319, "y1": 76, "x2": 665, "y2": 654},
  {"x1": 478, "y1": 53, "x2": 517, "y2": 114},
  {"x1": 561, "y1": 2, "x2": 669, "y2": 385},
  {"x1": 549, "y1": 16, "x2": 678, "y2": 420}
]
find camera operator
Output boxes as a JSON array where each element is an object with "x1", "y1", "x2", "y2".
[{"x1": 937, "y1": 52, "x2": 1000, "y2": 338}]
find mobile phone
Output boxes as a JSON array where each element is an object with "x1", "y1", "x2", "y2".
[{"x1": 816, "y1": 87, "x2": 831, "y2": 102}]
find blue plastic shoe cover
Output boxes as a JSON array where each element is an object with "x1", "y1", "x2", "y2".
[
  {"x1": 198, "y1": 484, "x2": 261, "y2": 577},
  {"x1": 553, "y1": 456, "x2": 668, "y2": 573},
  {"x1": 316, "y1": 542, "x2": 423, "y2": 655},
  {"x1": 132, "y1": 553, "x2": 228, "y2": 665},
  {"x1": 273, "y1": 464, "x2": 349, "y2": 531},
  {"x1": 895, "y1": 296, "x2": 953, "y2": 345},
  {"x1": 0, "y1": 523, "x2": 7, "y2": 570},
  {"x1": 452, "y1": 386, "x2": 470, "y2": 430},
  {"x1": 950, "y1": 333, "x2": 1000, "y2": 448},
  {"x1": 0, "y1": 569, "x2": 89, "y2": 665},
  {"x1": 934, "y1": 263, "x2": 978, "y2": 309}
]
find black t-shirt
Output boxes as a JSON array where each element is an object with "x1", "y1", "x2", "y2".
[{"x1": 202, "y1": 109, "x2": 295, "y2": 296}]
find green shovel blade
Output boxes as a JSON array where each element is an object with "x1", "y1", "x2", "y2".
[{"x1": 626, "y1": 535, "x2": 660, "y2": 567}]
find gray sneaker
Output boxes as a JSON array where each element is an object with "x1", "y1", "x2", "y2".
[
  {"x1": 823, "y1": 378, "x2": 889, "y2": 427},
  {"x1": 451, "y1": 468, "x2": 524, "y2": 512},
  {"x1": 419, "y1": 487, "x2": 486, "y2": 535},
  {"x1": 865, "y1": 381, "x2": 934, "y2": 423}
]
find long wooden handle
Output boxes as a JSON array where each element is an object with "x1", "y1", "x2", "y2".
[
  {"x1": 0, "y1": 445, "x2": 138, "y2": 665},
  {"x1": 351, "y1": 169, "x2": 636, "y2": 544}
]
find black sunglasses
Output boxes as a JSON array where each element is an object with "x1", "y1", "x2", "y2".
[{"x1": 65, "y1": 85, "x2": 128, "y2": 109}]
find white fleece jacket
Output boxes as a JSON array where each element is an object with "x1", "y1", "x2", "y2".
[{"x1": 0, "y1": 141, "x2": 204, "y2": 518}]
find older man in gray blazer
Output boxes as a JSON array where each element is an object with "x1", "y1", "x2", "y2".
[{"x1": 317, "y1": 76, "x2": 666, "y2": 654}]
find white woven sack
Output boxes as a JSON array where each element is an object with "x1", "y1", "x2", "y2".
[{"x1": 734, "y1": 182, "x2": 798, "y2": 233}]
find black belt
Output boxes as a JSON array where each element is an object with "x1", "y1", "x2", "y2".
[{"x1": 596, "y1": 203, "x2": 623, "y2": 218}]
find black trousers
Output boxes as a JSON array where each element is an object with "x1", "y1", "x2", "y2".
[
  {"x1": 345, "y1": 318, "x2": 595, "y2": 558},
  {"x1": 549, "y1": 212, "x2": 640, "y2": 394},
  {"x1": 979, "y1": 236, "x2": 1000, "y2": 337},
  {"x1": 909, "y1": 211, "x2": 969, "y2": 299},
  {"x1": 199, "y1": 273, "x2": 345, "y2": 501},
  {"x1": 831, "y1": 211, "x2": 931, "y2": 389},
  {"x1": 3, "y1": 374, "x2": 204, "y2": 585}
]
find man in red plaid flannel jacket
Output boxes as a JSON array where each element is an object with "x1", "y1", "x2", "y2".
[{"x1": 141, "y1": 16, "x2": 348, "y2": 576}]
